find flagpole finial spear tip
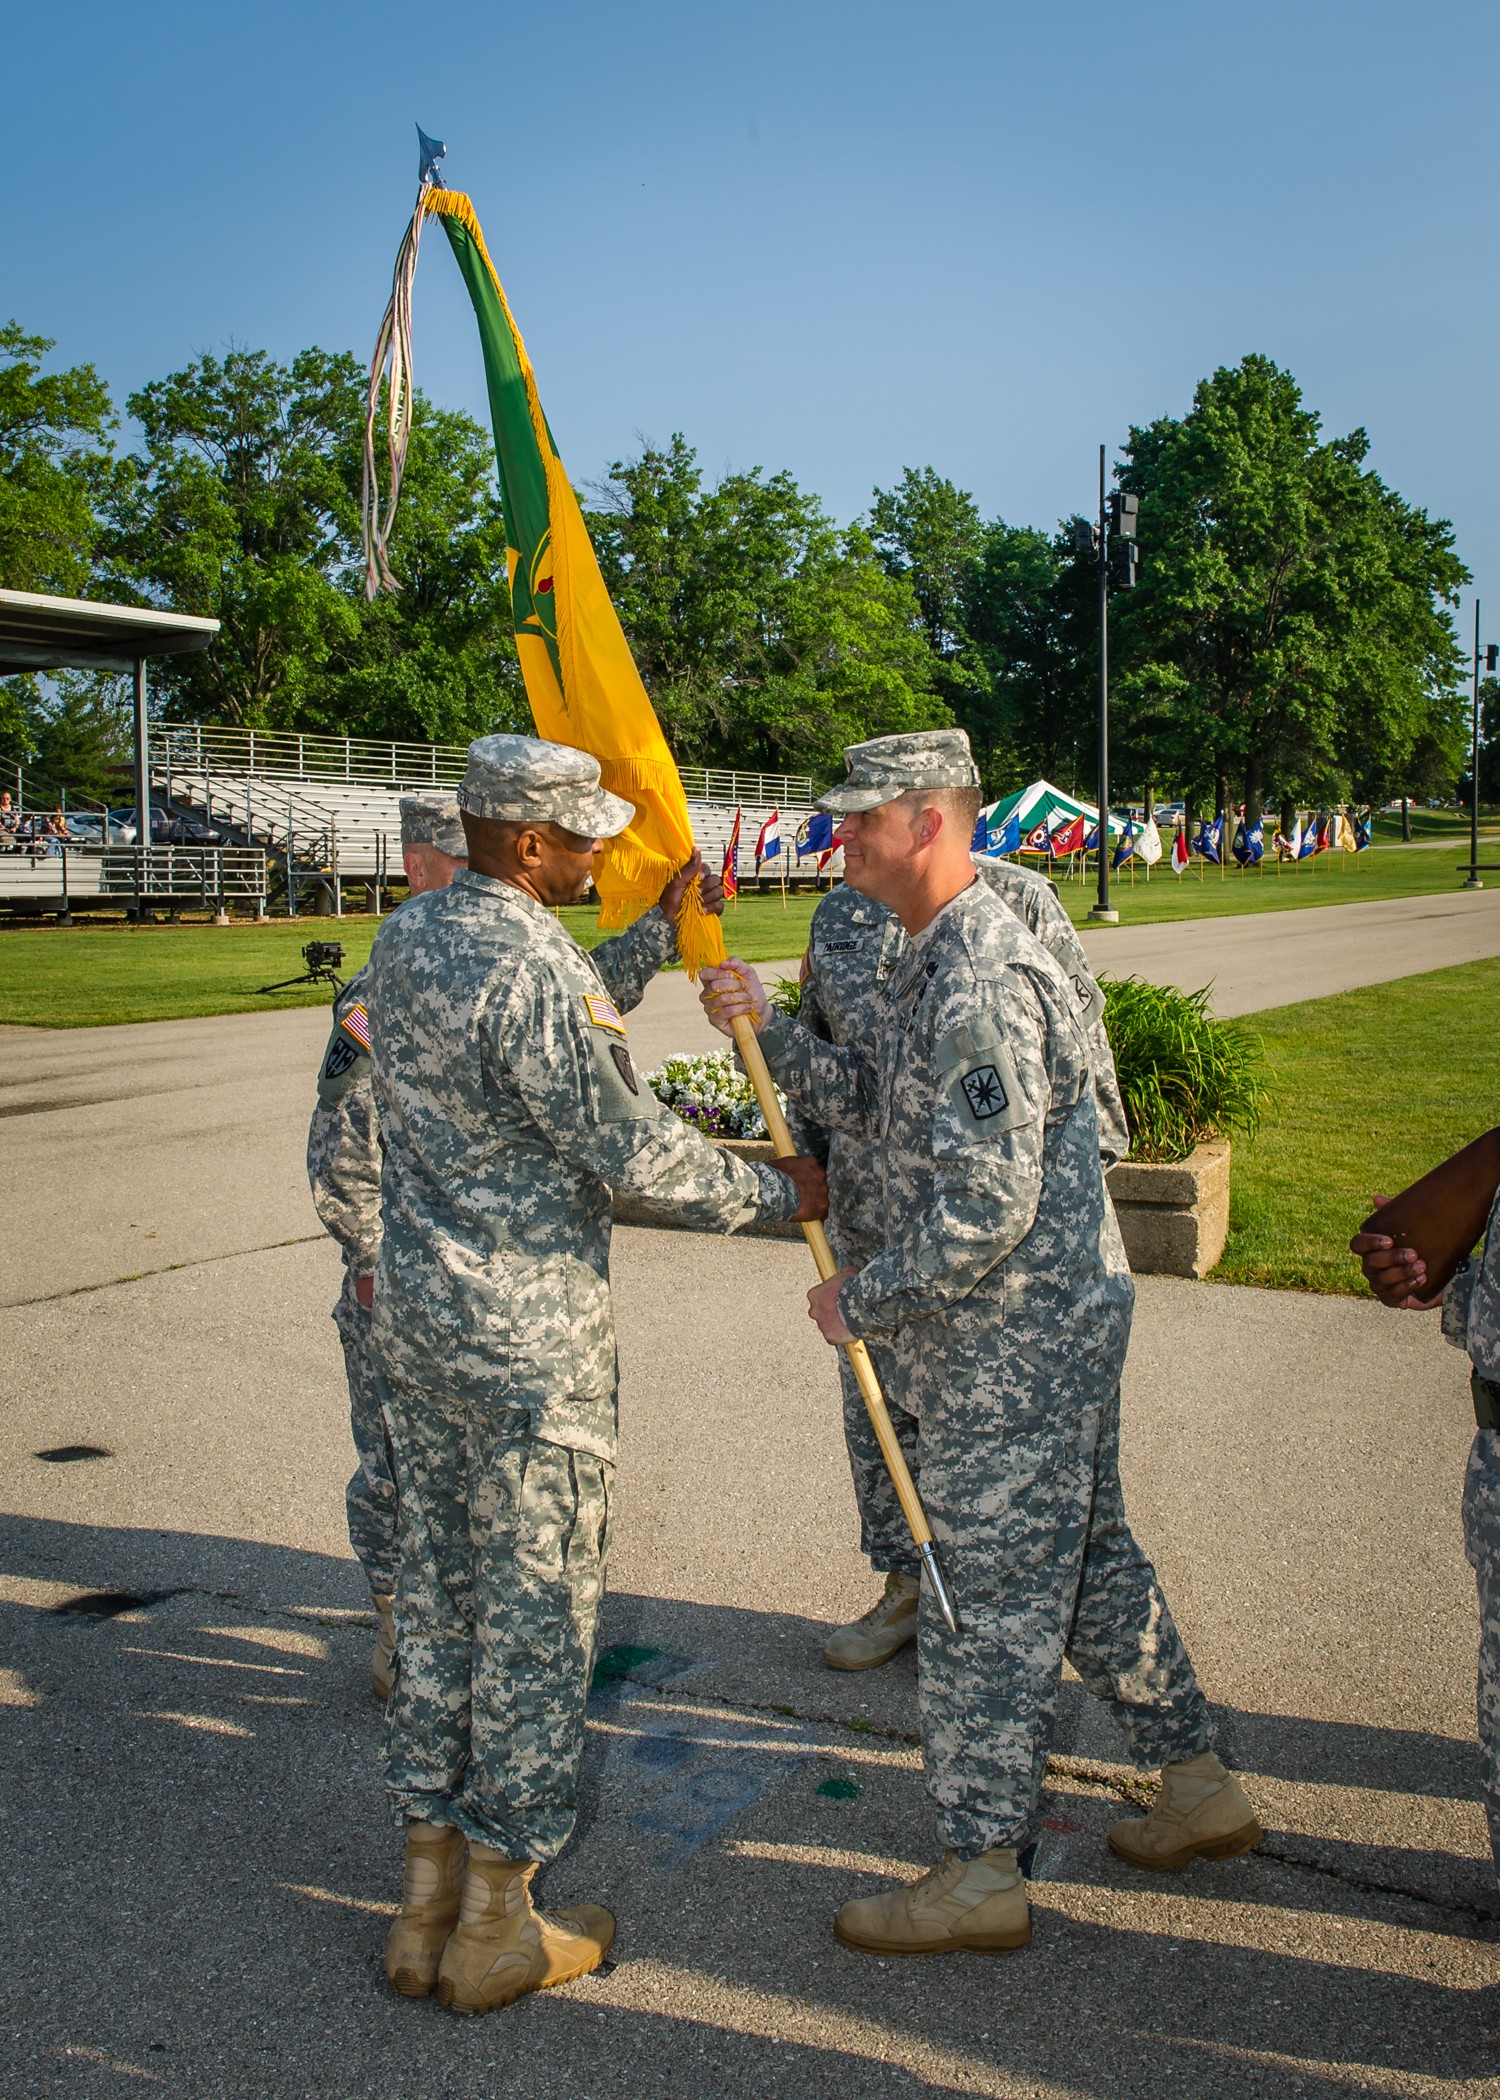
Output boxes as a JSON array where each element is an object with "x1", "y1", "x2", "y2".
[{"x1": 416, "y1": 124, "x2": 446, "y2": 189}]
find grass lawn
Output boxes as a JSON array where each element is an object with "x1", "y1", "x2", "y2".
[
  {"x1": 1047, "y1": 832, "x2": 1499, "y2": 928},
  {"x1": 0, "y1": 842, "x2": 1495, "y2": 1027},
  {"x1": 1370, "y1": 804, "x2": 1500, "y2": 844},
  {"x1": 0, "y1": 892, "x2": 829, "y2": 1028},
  {"x1": 1213, "y1": 956, "x2": 1500, "y2": 1294}
]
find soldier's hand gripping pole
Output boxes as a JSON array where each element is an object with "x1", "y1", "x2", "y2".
[{"x1": 728, "y1": 1012, "x2": 961, "y2": 1634}]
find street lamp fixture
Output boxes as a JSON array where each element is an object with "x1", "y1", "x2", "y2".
[{"x1": 1087, "y1": 449, "x2": 1139, "y2": 924}]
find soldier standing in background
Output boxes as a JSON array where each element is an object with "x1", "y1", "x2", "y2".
[
  {"x1": 792, "y1": 810, "x2": 1128, "y2": 1673},
  {"x1": 366, "y1": 734, "x2": 826, "y2": 2016},
  {"x1": 703, "y1": 730, "x2": 1257, "y2": 1957},
  {"x1": 307, "y1": 793, "x2": 470, "y2": 1698},
  {"x1": 1353, "y1": 1161, "x2": 1500, "y2": 1890}
]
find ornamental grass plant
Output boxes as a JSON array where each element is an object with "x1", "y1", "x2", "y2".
[{"x1": 1101, "y1": 975, "x2": 1269, "y2": 1164}]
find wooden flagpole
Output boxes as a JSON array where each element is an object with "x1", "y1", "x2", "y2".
[{"x1": 728, "y1": 1010, "x2": 960, "y2": 1633}]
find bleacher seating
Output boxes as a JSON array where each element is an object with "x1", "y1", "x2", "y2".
[{"x1": 152, "y1": 728, "x2": 840, "y2": 896}]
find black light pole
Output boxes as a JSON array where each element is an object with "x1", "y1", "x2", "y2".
[
  {"x1": 1464, "y1": 600, "x2": 1486, "y2": 890},
  {"x1": 1082, "y1": 448, "x2": 1139, "y2": 923},
  {"x1": 1091, "y1": 445, "x2": 1116, "y2": 923}
]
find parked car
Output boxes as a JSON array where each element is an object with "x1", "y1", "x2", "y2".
[
  {"x1": 162, "y1": 813, "x2": 225, "y2": 845},
  {"x1": 111, "y1": 807, "x2": 170, "y2": 843}
]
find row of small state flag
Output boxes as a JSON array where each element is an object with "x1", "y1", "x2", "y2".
[
  {"x1": 719, "y1": 807, "x2": 838, "y2": 895},
  {"x1": 972, "y1": 804, "x2": 1373, "y2": 872},
  {"x1": 1163, "y1": 807, "x2": 1371, "y2": 870}
]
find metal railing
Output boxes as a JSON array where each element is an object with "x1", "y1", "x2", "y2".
[
  {"x1": 99, "y1": 846, "x2": 269, "y2": 901},
  {"x1": 151, "y1": 724, "x2": 816, "y2": 809}
]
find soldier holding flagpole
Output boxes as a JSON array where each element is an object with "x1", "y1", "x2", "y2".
[{"x1": 703, "y1": 729, "x2": 1259, "y2": 1958}]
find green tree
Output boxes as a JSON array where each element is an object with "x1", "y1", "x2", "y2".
[
  {"x1": 102, "y1": 347, "x2": 521, "y2": 740},
  {"x1": 869, "y1": 467, "x2": 985, "y2": 658},
  {"x1": 0, "y1": 322, "x2": 117, "y2": 749},
  {"x1": 18, "y1": 675, "x2": 133, "y2": 808},
  {"x1": 589, "y1": 436, "x2": 946, "y2": 777},
  {"x1": 0, "y1": 321, "x2": 115, "y2": 597},
  {"x1": 1114, "y1": 355, "x2": 1468, "y2": 817},
  {"x1": 960, "y1": 521, "x2": 1094, "y2": 792}
]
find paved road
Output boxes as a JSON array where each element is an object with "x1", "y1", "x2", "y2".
[
  {"x1": 2, "y1": 897, "x2": 1499, "y2": 2095},
  {"x1": 621, "y1": 880, "x2": 1500, "y2": 1063}
]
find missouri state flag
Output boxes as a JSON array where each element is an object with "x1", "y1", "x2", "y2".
[
  {"x1": 755, "y1": 809, "x2": 781, "y2": 863},
  {"x1": 797, "y1": 811, "x2": 835, "y2": 858}
]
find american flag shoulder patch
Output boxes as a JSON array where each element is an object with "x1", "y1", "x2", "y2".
[
  {"x1": 340, "y1": 1002, "x2": 372, "y2": 1053},
  {"x1": 583, "y1": 993, "x2": 626, "y2": 1036}
]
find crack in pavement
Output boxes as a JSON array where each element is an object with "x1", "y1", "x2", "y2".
[
  {"x1": 33, "y1": 1581, "x2": 1497, "y2": 1937},
  {"x1": 0, "y1": 1234, "x2": 326, "y2": 1309}
]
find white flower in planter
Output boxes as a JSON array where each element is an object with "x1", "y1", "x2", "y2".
[{"x1": 643, "y1": 1051, "x2": 780, "y2": 1141}]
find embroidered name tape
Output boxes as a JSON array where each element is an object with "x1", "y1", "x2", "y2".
[{"x1": 584, "y1": 993, "x2": 626, "y2": 1035}]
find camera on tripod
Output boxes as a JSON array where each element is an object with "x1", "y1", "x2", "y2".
[{"x1": 257, "y1": 938, "x2": 349, "y2": 998}]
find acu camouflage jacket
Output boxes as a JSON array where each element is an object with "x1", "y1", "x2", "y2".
[
  {"x1": 760, "y1": 878, "x2": 1134, "y2": 1414},
  {"x1": 361, "y1": 873, "x2": 797, "y2": 1458}
]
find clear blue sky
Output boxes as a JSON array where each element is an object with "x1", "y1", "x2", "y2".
[{"x1": 8, "y1": 0, "x2": 1498, "y2": 647}]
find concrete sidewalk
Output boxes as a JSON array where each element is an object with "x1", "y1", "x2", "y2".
[
  {"x1": 2, "y1": 1227, "x2": 1497, "y2": 2096},
  {"x1": 2, "y1": 884, "x2": 1499, "y2": 2094}
]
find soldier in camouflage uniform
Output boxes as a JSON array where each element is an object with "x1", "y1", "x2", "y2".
[
  {"x1": 792, "y1": 850, "x2": 1129, "y2": 1671},
  {"x1": 1354, "y1": 1168, "x2": 1500, "y2": 1886},
  {"x1": 366, "y1": 734, "x2": 825, "y2": 2015},
  {"x1": 307, "y1": 793, "x2": 470, "y2": 1699},
  {"x1": 704, "y1": 730, "x2": 1258, "y2": 1956}
]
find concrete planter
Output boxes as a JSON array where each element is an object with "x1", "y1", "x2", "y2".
[
  {"x1": 613, "y1": 1135, "x2": 802, "y2": 1240},
  {"x1": 1106, "y1": 1140, "x2": 1230, "y2": 1280}
]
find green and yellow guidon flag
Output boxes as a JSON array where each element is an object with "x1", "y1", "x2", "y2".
[{"x1": 416, "y1": 189, "x2": 722, "y2": 973}]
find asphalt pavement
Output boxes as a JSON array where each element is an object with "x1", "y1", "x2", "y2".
[{"x1": 2, "y1": 884, "x2": 1499, "y2": 2097}]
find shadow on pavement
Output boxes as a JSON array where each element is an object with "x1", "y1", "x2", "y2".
[{"x1": 0, "y1": 1516, "x2": 1495, "y2": 2099}]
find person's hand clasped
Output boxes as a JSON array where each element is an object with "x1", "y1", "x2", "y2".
[
  {"x1": 777, "y1": 1154, "x2": 829, "y2": 1223},
  {"x1": 354, "y1": 1273, "x2": 375, "y2": 1311},
  {"x1": 659, "y1": 850, "x2": 725, "y2": 925},
  {"x1": 699, "y1": 959, "x2": 772, "y2": 1036},
  {"x1": 1349, "y1": 1195, "x2": 1442, "y2": 1309},
  {"x1": 808, "y1": 1267, "x2": 858, "y2": 1344}
]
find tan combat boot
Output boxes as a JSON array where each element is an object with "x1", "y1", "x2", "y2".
[
  {"x1": 371, "y1": 1592, "x2": 397, "y2": 1702},
  {"x1": 1108, "y1": 1750, "x2": 1263, "y2": 1871},
  {"x1": 385, "y1": 1820, "x2": 467, "y2": 1997},
  {"x1": 435, "y1": 1844, "x2": 615, "y2": 2016},
  {"x1": 834, "y1": 1848, "x2": 1030, "y2": 1956},
  {"x1": 823, "y1": 1572, "x2": 920, "y2": 1671}
]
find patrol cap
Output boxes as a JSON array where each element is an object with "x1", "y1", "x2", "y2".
[
  {"x1": 816, "y1": 729, "x2": 981, "y2": 815},
  {"x1": 458, "y1": 734, "x2": 636, "y2": 839},
  {"x1": 399, "y1": 793, "x2": 468, "y2": 858}
]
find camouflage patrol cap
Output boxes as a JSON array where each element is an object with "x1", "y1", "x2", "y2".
[
  {"x1": 816, "y1": 729, "x2": 981, "y2": 814},
  {"x1": 458, "y1": 734, "x2": 636, "y2": 839},
  {"x1": 399, "y1": 793, "x2": 467, "y2": 858}
]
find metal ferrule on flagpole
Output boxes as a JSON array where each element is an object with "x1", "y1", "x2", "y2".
[{"x1": 728, "y1": 1010, "x2": 961, "y2": 1635}]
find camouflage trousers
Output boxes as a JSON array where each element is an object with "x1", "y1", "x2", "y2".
[
  {"x1": 380, "y1": 1373, "x2": 611, "y2": 1862},
  {"x1": 332, "y1": 1271, "x2": 400, "y2": 1595},
  {"x1": 840, "y1": 1343, "x2": 922, "y2": 1579},
  {"x1": 1462, "y1": 1425, "x2": 1500, "y2": 1884},
  {"x1": 919, "y1": 1383, "x2": 1214, "y2": 1856}
]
